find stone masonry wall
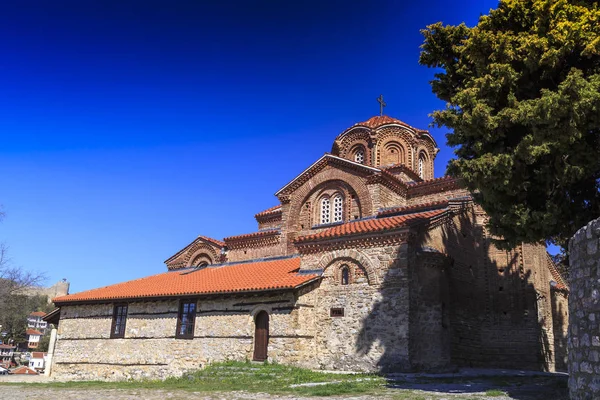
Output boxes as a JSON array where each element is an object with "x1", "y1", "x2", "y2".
[
  {"x1": 568, "y1": 217, "x2": 600, "y2": 400},
  {"x1": 52, "y1": 291, "x2": 316, "y2": 381},
  {"x1": 300, "y1": 244, "x2": 412, "y2": 372},
  {"x1": 421, "y1": 211, "x2": 565, "y2": 371}
]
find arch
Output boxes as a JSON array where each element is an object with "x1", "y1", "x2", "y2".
[
  {"x1": 182, "y1": 241, "x2": 219, "y2": 268},
  {"x1": 253, "y1": 311, "x2": 269, "y2": 361},
  {"x1": 350, "y1": 144, "x2": 366, "y2": 164},
  {"x1": 381, "y1": 141, "x2": 405, "y2": 166},
  {"x1": 415, "y1": 148, "x2": 432, "y2": 180},
  {"x1": 286, "y1": 170, "x2": 374, "y2": 235},
  {"x1": 316, "y1": 249, "x2": 379, "y2": 285},
  {"x1": 187, "y1": 251, "x2": 213, "y2": 268},
  {"x1": 375, "y1": 126, "x2": 416, "y2": 168}
]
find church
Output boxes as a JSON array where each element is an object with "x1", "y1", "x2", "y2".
[{"x1": 49, "y1": 113, "x2": 569, "y2": 380}]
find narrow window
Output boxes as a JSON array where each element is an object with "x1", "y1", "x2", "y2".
[
  {"x1": 418, "y1": 155, "x2": 425, "y2": 179},
  {"x1": 341, "y1": 266, "x2": 349, "y2": 285},
  {"x1": 110, "y1": 304, "x2": 128, "y2": 339},
  {"x1": 176, "y1": 299, "x2": 196, "y2": 339},
  {"x1": 354, "y1": 148, "x2": 365, "y2": 164},
  {"x1": 330, "y1": 308, "x2": 344, "y2": 317},
  {"x1": 332, "y1": 194, "x2": 343, "y2": 223},
  {"x1": 320, "y1": 196, "x2": 331, "y2": 224}
]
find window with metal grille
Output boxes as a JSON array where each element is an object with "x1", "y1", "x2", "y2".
[
  {"x1": 330, "y1": 308, "x2": 344, "y2": 317},
  {"x1": 110, "y1": 304, "x2": 128, "y2": 338},
  {"x1": 176, "y1": 300, "x2": 196, "y2": 339},
  {"x1": 418, "y1": 155, "x2": 425, "y2": 179},
  {"x1": 320, "y1": 197, "x2": 331, "y2": 224},
  {"x1": 354, "y1": 149, "x2": 364, "y2": 164},
  {"x1": 333, "y1": 194, "x2": 343, "y2": 223}
]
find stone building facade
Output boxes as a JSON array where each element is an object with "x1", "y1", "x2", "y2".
[
  {"x1": 51, "y1": 115, "x2": 568, "y2": 380},
  {"x1": 568, "y1": 217, "x2": 600, "y2": 400}
]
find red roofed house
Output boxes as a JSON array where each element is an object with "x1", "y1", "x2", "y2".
[
  {"x1": 49, "y1": 114, "x2": 568, "y2": 380},
  {"x1": 26, "y1": 329, "x2": 43, "y2": 349}
]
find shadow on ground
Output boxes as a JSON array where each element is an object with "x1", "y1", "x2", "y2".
[{"x1": 385, "y1": 370, "x2": 569, "y2": 400}]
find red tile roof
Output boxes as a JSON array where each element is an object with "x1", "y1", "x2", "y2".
[
  {"x1": 31, "y1": 352, "x2": 46, "y2": 359},
  {"x1": 197, "y1": 235, "x2": 225, "y2": 248},
  {"x1": 255, "y1": 205, "x2": 282, "y2": 218},
  {"x1": 53, "y1": 257, "x2": 318, "y2": 304},
  {"x1": 26, "y1": 329, "x2": 42, "y2": 336},
  {"x1": 378, "y1": 200, "x2": 449, "y2": 218},
  {"x1": 546, "y1": 253, "x2": 569, "y2": 291},
  {"x1": 224, "y1": 228, "x2": 280, "y2": 242},
  {"x1": 11, "y1": 366, "x2": 38, "y2": 375},
  {"x1": 29, "y1": 311, "x2": 46, "y2": 317},
  {"x1": 354, "y1": 115, "x2": 416, "y2": 130},
  {"x1": 295, "y1": 209, "x2": 448, "y2": 243}
]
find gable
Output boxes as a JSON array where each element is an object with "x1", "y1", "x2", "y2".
[{"x1": 164, "y1": 235, "x2": 224, "y2": 271}]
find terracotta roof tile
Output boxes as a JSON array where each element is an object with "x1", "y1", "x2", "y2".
[
  {"x1": 11, "y1": 366, "x2": 38, "y2": 375},
  {"x1": 26, "y1": 329, "x2": 42, "y2": 336},
  {"x1": 378, "y1": 201, "x2": 449, "y2": 218},
  {"x1": 224, "y1": 228, "x2": 280, "y2": 242},
  {"x1": 354, "y1": 115, "x2": 415, "y2": 129},
  {"x1": 295, "y1": 209, "x2": 447, "y2": 243},
  {"x1": 53, "y1": 257, "x2": 318, "y2": 304},
  {"x1": 31, "y1": 352, "x2": 46, "y2": 359},
  {"x1": 254, "y1": 205, "x2": 282, "y2": 218},
  {"x1": 29, "y1": 311, "x2": 46, "y2": 317},
  {"x1": 197, "y1": 236, "x2": 225, "y2": 248},
  {"x1": 546, "y1": 253, "x2": 569, "y2": 291}
]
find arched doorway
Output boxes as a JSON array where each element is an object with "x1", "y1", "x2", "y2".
[{"x1": 253, "y1": 311, "x2": 269, "y2": 361}]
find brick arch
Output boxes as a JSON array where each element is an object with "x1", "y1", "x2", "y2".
[
  {"x1": 414, "y1": 147, "x2": 433, "y2": 180},
  {"x1": 316, "y1": 249, "x2": 379, "y2": 285},
  {"x1": 183, "y1": 243, "x2": 219, "y2": 267},
  {"x1": 286, "y1": 168, "x2": 374, "y2": 232},
  {"x1": 375, "y1": 127, "x2": 416, "y2": 168}
]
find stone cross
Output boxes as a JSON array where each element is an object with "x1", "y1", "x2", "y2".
[{"x1": 377, "y1": 94, "x2": 386, "y2": 116}]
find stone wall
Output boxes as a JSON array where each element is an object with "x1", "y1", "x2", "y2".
[
  {"x1": 420, "y1": 211, "x2": 567, "y2": 372},
  {"x1": 568, "y1": 217, "x2": 600, "y2": 400},
  {"x1": 52, "y1": 292, "x2": 316, "y2": 381}
]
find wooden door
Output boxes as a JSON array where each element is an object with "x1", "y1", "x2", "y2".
[{"x1": 253, "y1": 311, "x2": 269, "y2": 361}]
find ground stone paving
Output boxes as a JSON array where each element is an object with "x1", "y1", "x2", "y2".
[{"x1": 0, "y1": 384, "x2": 563, "y2": 400}]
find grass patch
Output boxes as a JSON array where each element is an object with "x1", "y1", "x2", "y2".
[
  {"x1": 485, "y1": 389, "x2": 506, "y2": 397},
  {"x1": 2, "y1": 361, "x2": 386, "y2": 396}
]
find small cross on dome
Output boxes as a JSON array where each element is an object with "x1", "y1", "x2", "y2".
[{"x1": 377, "y1": 94, "x2": 386, "y2": 116}]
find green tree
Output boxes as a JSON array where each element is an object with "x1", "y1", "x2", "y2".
[{"x1": 420, "y1": 0, "x2": 600, "y2": 249}]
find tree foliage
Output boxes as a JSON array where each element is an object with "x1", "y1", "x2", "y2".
[
  {"x1": 420, "y1": 0, "x2": 600, "y2": 249},
  {"x1": 0, "y1": 208, "x2": 47, "y2": 345}
]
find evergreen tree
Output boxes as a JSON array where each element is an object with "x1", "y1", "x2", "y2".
[{"x1": 420, "y1": 0, "x2": 600, "y2": 249}]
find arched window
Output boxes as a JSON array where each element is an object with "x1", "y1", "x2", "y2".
[
  {"x1": 341, "y1": 266, "x2": 349, "y2": 285},
  {"x1": 418, "y1": 153, "x2": 427, "y2": 179},
  {"x1": 332, "y1": 194, "x2": 343, "y2": 223},
  {"x1": 354, "y1": 148, "x2": 365, "y2": 164},
  {"x1": 320, "y1": 196, "x2": 331, "y2": 224}
]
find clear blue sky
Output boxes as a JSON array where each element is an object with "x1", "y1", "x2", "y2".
[{"x1": 0, "y1": 0, "x2": 503, "y2": 293}]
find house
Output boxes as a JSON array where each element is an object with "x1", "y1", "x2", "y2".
[
  {"x1": 50, "y1": 114, "x2": 569, "y2": 381},
  {"x1": 0, "y1": 344, "x2": 15, "y2": 369},
  {"x1": 29, "y1": 352, "x2": 47, "y2": 371},
  {"x1": 27, "y1": 311, "x2": 48, "y2": 334},
  {"x1": 11, "y1": 366, "x2": 38, "y2": 375},
  {"x1": 26, "y1": 329, "x2": 42, "y2": 349}
]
